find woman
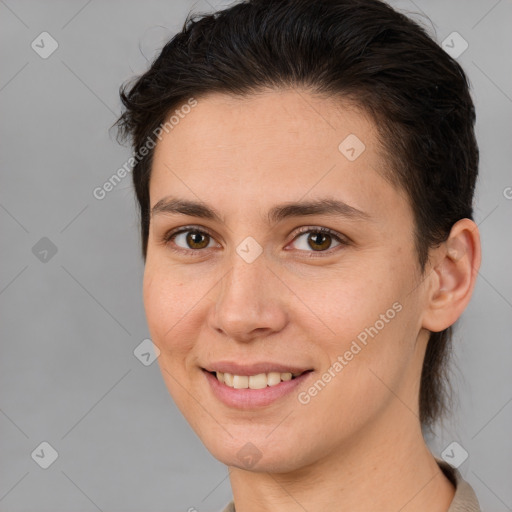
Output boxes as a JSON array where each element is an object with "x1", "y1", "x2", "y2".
[{"x1": 115, "y1": 0, "x2": 482, "y2": 509}]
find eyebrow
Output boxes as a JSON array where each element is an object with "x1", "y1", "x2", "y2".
[{"x1": 151, "y1": 196, "x2": 371, "y2": 225}]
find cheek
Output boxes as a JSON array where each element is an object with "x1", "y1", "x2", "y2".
[
  {"x1": 143, "y1": 265, "x2": 192, "y2": 359},
  {"x1": 291, "y1": 259, "x2": 418, "y2": 407},
  {"x1": 291, "y1": 261, "x2": 401, "y2": 348},
  {"x1": 294, "y1": 308, "x2": 417, "y2": 442},
  {"x1": 143, "y1": 265, "x2": 203, "y2": 416}
]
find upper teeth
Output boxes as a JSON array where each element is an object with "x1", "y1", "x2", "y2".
[{"x1": 216, "y1": 371, "x2": 299, "y2": 389}]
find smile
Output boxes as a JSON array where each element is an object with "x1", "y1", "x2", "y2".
[
  {"x1": 214, "y1": 370, "x2": 303, "y2": 389},
  {"x1": 202, "y1": 368, "x2": 314, "y2": 409}
]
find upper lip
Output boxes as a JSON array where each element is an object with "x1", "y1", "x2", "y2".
[{"x1": 203, "y1": 361, "x2": 313, "y2": 376}]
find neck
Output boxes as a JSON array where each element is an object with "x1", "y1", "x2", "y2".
[{"x1": 227, "y1": 406, "x2": 455, "y2": 512}]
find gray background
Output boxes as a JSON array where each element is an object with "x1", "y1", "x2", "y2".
[{"x1": 0, "y1": 0, "x2": 511, "y2": 511}]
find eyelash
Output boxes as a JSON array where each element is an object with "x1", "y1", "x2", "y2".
[{"x1": 161, "y1": 225, "x2": 349, "y2": 258}]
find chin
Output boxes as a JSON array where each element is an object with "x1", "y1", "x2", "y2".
[{"x1": 198, "y1": 427, "x2": 311, "y2": 473}]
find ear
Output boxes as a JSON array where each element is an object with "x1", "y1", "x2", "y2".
[{"x1": 421, "y1": 218, "x2": 482, "y2": 333}]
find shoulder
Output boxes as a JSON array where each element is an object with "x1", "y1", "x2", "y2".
[
  {"x1": 219, "y1": 501, "x2": 235, "y2": 512},
  {"x1": 436, "y1": 458, "x2": 482, "y2": 512}
]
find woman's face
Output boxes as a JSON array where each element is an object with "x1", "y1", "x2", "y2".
[{"x1": 144, "y1": 89, "x2": 431, "y2": 472}]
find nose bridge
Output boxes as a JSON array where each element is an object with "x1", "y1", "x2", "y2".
[
  {"x1": 218, "y1": 249, "x2": 269, "y2": 315},
  {"x1": 220, "y1": 233, "x2": 268, "y2": 301},
  {"x1": 210, "y1": 246, "x2": 287, "y2": 340}
]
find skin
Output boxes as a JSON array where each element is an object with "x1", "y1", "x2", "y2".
[{"x1": 144, "y1": 88, "x2": 481, "y2": 512}]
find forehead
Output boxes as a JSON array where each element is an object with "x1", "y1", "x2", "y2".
[
  {"x1": 149, "y1": 89, "x2": 409, "y2": 223},
  {"x1": 154, "y1": 88, "x2": 375, "y2": 162}
]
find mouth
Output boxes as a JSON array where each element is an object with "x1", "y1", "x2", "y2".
[
  {"x1": 203, "y1": 369, "x2": 312, "y2": 389},
  {"x1": 201, "y1": 366, "x2": 314, "y2": 409}
]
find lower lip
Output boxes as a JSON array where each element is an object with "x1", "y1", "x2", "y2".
[{"x1": 203, "y1": 370, "x2": 313, "y2": 409}]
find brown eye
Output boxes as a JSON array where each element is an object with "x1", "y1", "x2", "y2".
[
  {"x1": 166, "y1": 228, "x2": 217, "y2": 251},
  {"x1": 291, "y1": 227, "x2": 345, "y2": 253},
  {"x1": 307, "y1": 232, "x2": 333, "y2": 251},
  {"x1": 185, "y1": 231, "x2": 210, "y2": 249},
  {"x1": 164, "y1": 225, "x2": 347, "y2": 257}
]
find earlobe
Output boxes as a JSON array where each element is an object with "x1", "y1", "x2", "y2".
[{"x1": 422, "y1": 218, "x2": 482, "y2": 333}]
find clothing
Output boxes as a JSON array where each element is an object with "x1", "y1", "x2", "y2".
[{"x1": 220, "y1": 458, "x2": 481, "y2": 511}]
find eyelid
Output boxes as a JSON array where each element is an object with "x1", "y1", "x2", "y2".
[
  {"x1": 162, "y1": 224, "x2": 349, "y2": 255},
  {"x1": 290, "y1": 225, "x2": 350, "y2": 246},
  {"x1": 162, "y1": 225, "x2": 220, "y2": 254}
]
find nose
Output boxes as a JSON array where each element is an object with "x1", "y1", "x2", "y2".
[{"x1": 208, "y1": 253, "x2": 288, "y2": 343}]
